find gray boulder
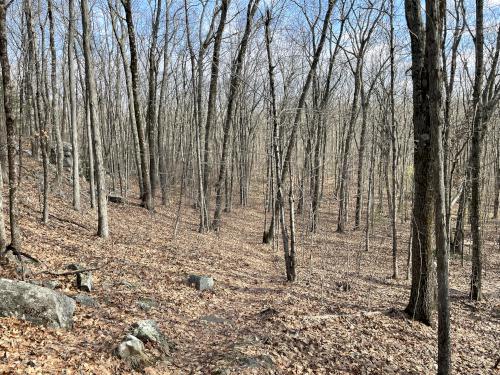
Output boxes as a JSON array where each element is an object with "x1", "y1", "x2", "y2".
[
  {"x1": 108, "y1": 194, "x2": 125, "y2": 204},
  {"x1": 0, "y1": 278, "x2": 75, "y2": 329},
  {"x1": 73, "y1": 294, "x2": 97, "y2": 307},
  {"x1": 77, "y1": 272, "x2": 92, "y2": 292},
  {"x1": 187, "y1": 275, "x2": 214, "y2": 291},
  {"x1": 50, "y1": 142, "x2": 73, "y2": 168},
  {"x1": 116, "y1": 334, "x2": 145, "y2": 360},
  {"x1": 131, "y1": 320, "x2": 169, "y2": 352},
  {"x1": 136, "y1": 297, "x2": 157, "y2": 311}
]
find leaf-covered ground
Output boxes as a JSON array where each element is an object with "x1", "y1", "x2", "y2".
[{"x1": 0, "y1": 157, "x2": 499, "y2": 374}]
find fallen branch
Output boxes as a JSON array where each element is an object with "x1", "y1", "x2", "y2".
[{"x1": 36, "y1": 263, "x2": 107, "y2": 277}]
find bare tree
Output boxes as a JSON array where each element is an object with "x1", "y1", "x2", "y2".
[
  {"x1": 122, "y1": 0, "x2": 152, "y2": 210},
  {"x1": 81, "y1": 0, "x2": 109, "y2": 238},
  {"x1": 68, "y1": 0, "x2": 80, "y2": 211},
  {"x1": 404, "y1": 0, "x2": 436, "y2": 325},
  {"x1": 425, "y1": 0, "x2": 450, "y2": 369},
  {"x1": 212, "y1": 0, "x2": 260, "y2": 230},
  {"x1": 0, "y1": 0, "x2": 22, "y2": 250}
]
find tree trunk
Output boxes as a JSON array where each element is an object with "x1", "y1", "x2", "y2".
[
  {"x1": 0, "y1": 159, "x2": 5, "y2": 252},
  {"x1": 0, "y1": 0, "x2": 22, "y2": 250},
  {"x1": 425, "y1": 0, "x2": 450, "y2": 370},
  {"x1": 469, "y1": 0, "x2": 484, "y2": 301},
  {"x1": 68, "y1": 0, "x2": 80, "y2": 211},
  {"x1": 404, "y1": 0, "x2": 436, "y2": 326},
  {"x1": 122, "y1": 0, "x2": 152, "y2": 210},
  {"x1": 81, "y1": 0, "x2": 109, "y2": 238},
  {"x1": 201, "y1": 0, "x2": 229, "y2": 231},
  {"x1": 212, "y1": 0, "x2": 259, "y2": 230},
  {"x1": 48, "y1": 0, "x2": 63, "y2": 189}
]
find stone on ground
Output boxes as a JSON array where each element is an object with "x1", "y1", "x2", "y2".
[
  {"x1": 108, "y1": 194, "x2": 125, "y2": 204},
  {"x1": 77, "y1": 271, "x2": 92, "y2": 292},
  {"x1": 116, "y1": 334, "x2": 152, "y2": 369},
  {"x1": 0, "y1": 278, "x2": 75, "y2": 329},
  {"x1": 131, "y1": 320, "x2": 170, "y2": 352},
  {"x1": 73, "y1": 294, "x2": 97, "y2": 307},
  {"x1": 187, "y1": 275, "x2": 214, "y2": 291}
]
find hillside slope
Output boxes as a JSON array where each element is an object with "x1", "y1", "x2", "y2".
[{"x1": 0, "y1": 157, "x2": 499, "y2": 374}]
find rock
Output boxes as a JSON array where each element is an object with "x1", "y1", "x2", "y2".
[
  {"x1": 137, "y1": 298, "x2": 157, "y2": 311},
  {"x1": 187, "y1": 275, "x2": 214, "y2": 291},
  {"x1": 74, "y1": 294, "x2": 97, "y2": 307},
  {"x1": 335, "y1": 280, "x2": 351, "y2": 292},
  {"x1": 50, "y1": 142, "x2": 73, "y2": 168},
  {"x1": 43, "y1": 280, "x2": 61, "y2": 290},
  {"x1": 116, "y1": 334, "x2": 145, "y2": 360},
  {"x1": 0, "y1": 278, "x2": 75, "y2": 329},
  {"x1": 108, "y1": 194, "x2": 125, "y2": 204},
  {"x1": 77, "y1": 272, "x2": 92, "y2": 292},
  {"x1": 29, "y1": 280, "x2": 60, "y2": 290},
  {"x1": 131, "y1": 320, "x2": 169, "y2": 352}
]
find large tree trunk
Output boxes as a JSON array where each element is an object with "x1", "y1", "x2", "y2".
[
  {"x1": 404, "y1": 0, "x2": 435, "y2": 326},
  {"x1": 122, "y1": 0, "x2": 152, "y2": 210},
  {"x1": 201, "y1": 0, "x2": 229, "y2": 231},
  {"x1": 425, "y1": 0, "x2": 450, "y2": 370},
  {"x1": 48, "y1": 0, "x2": 63, "y2": 189},
  {"x1": 469, "y1": 0, "x2": 484, "y2": 301},
  {"x1": 146, "y1": 0, "x2": 162, "y2": 207},
  {"x1": 81, "y1": 0, "x2": 109, "y2": 238},
  {"x1": 0, "y1": 159, "x2": 5, "y2": 252},
  {"x1": 68, "y1": 0, "x2": 80, "y2": 211},
  {"x1": 0, "y1": 0, "x2": 22, "y2": 250},
  {"x1": 264, "y1": 9, "x2": 295, "y2": 281}
]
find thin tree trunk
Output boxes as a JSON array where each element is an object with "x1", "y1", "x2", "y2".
[
  {"x1": 122, "y1": 0, "x2": 152, "y2": 210},
  {"x1": 212, "y1": 0, "x2": 259, "y2": 230},
  {"x1": 68, "y1": 0, "x2": 80, "y2": 211},
  {"x1": 201, "y1": 0, "x2": 229, "y2": 230},
  {"x1": 425, "y1": 0, "x2": 450, "y2": 369},
  {"x1": 48, "y1": 0, "x2": 63, "y2": 189},
  {"x1": 81, "y1": 0, "x2": 109, "y2": 238},
  {"x1": 470, "y1": 0, "x2": 484, "y2": 301}
]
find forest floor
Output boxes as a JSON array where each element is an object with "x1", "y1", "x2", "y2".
[{"x1": 0, "y1": 156, "x2": 499, "y2": 375}]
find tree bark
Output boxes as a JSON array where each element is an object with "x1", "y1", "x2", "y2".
[
  {"x1": 81, "y1": 0, "x2": 109, "y2": 238},
  {"x1": 68, "y1": 0, "x2": 81, "y2": 211},
  {"x1": 0, "y1": 0, "x2": 22, "y2": 250},
  {"x1": 212, "y1": 0, "x2": 260, "y2": 230},
  {"x1": 470, "y1": 0, "x2": 484, "y2": 301},
  {"x1": 404, "y1": 0, "x2": 435, "y2": 325},
  {"x1": 425, "y1": 0, "x2": 450, "y2": 370},
  {"x1": 122, "y1": 0, "x2": 152, "y2": 210}
]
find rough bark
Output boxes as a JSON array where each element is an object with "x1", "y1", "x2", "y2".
[
  {"x1": 122, "y1": 0, "x2": 152, "y2": 210},
  {"x1": 68, "y1": 0, "x2": 80, "y2": 211},
  {"x1": 404, "y1": 0, "x2": 435, "y2": 325},
  {"x1": 81, "y1": 0, "x2": 109, "y2": 238},
  {"x1": 0, "y1": 0, "x2": 22, "y2": 250}
]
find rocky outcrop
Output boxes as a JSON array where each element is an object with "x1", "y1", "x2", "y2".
[{"x1": 0, "y1": 278, "x2": 75, "y2": 329}]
